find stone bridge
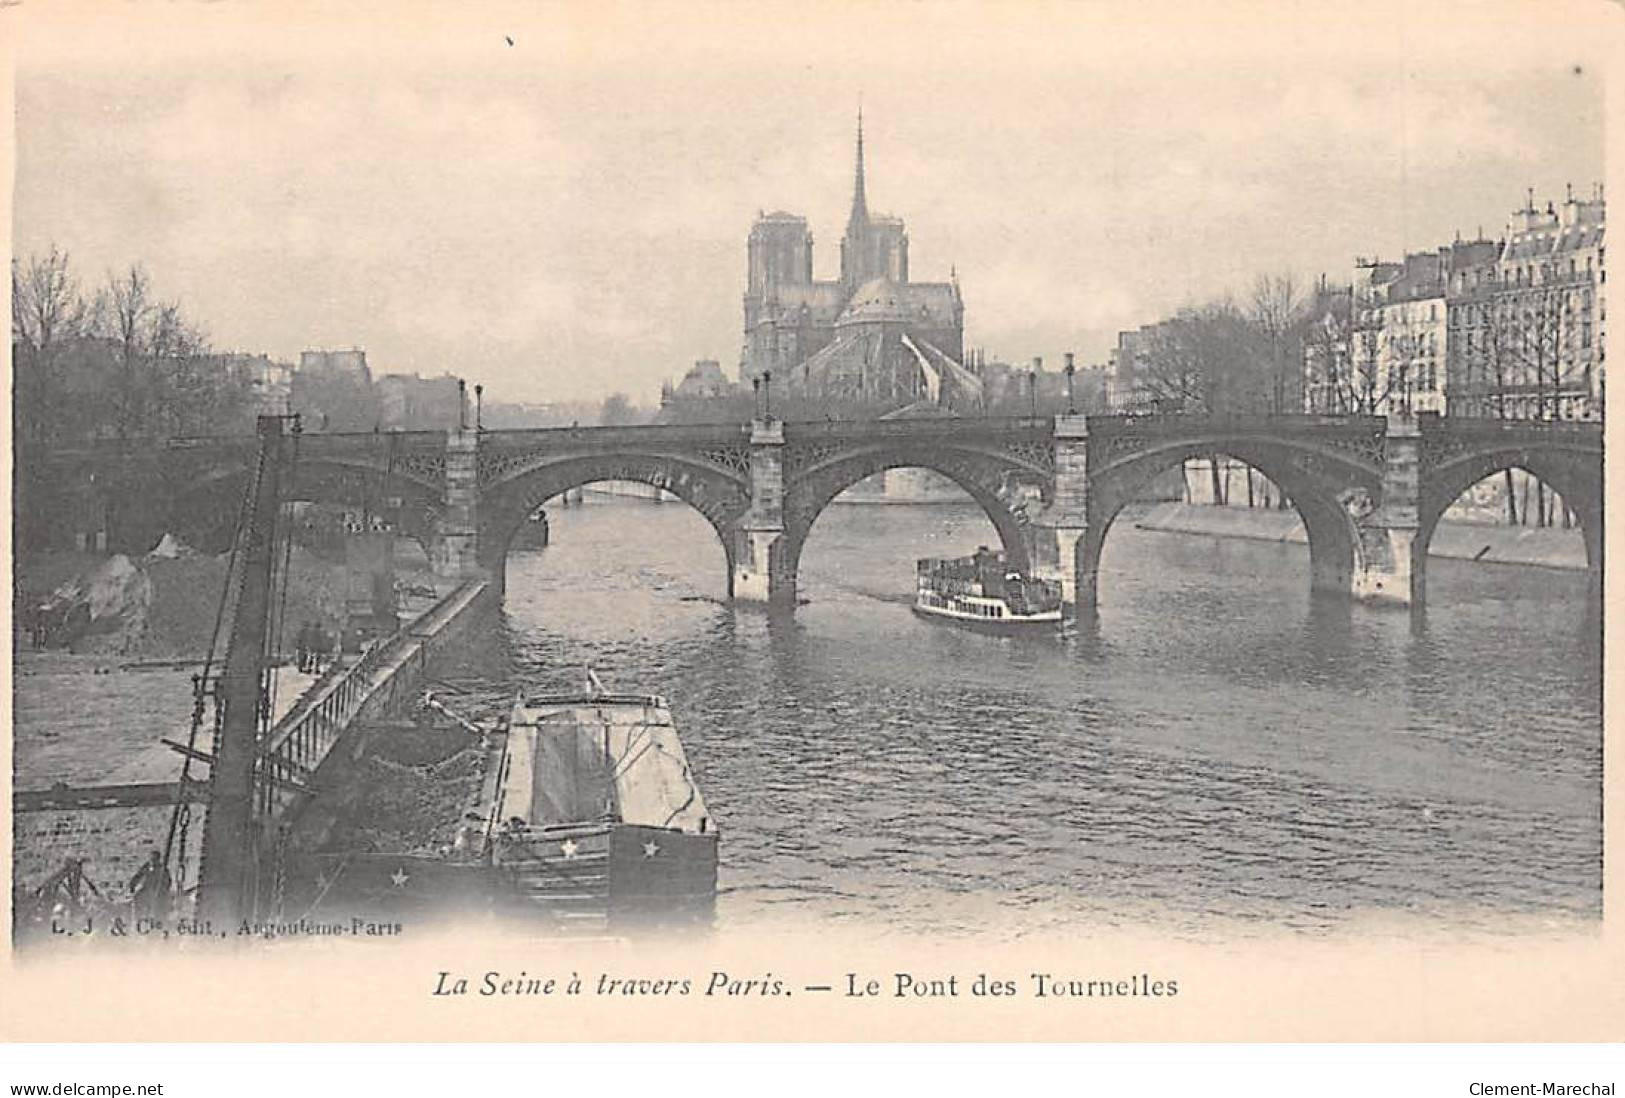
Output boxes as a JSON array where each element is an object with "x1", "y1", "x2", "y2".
[{"x1": 20, "y1": 413, "x2": 1602, "y2": 612}]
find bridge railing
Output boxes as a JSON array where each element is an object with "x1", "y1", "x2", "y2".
[
  {"x1": 1087, "y1": 411, "x2": 1386, "y2": 433},
  {"x1": 256, "y1": 638, "x2": 390, "y2": 820},
  {"x1": 1423, "y1": 415, "x2": 1603, "y2": 441},
  {"x1": 478, "y1": 421, "x2": 755, "y2": 445},
  {"x1": 779, "y1": 415, "x2": 1056, "y2": 441},
  {"x1": 255, "y1": 579, "x2": 481, "y2": 820}
]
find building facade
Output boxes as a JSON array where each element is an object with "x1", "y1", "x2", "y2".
[
  {"x1": 376, "y1": 372, "x2": 461, "y2": 430},
  {"x1": 1348, "y1": 251, "x2": 1448, "y2": 415},
  {"x1": 1300, "y1": 282, "x2": 1353, "y2": 415},
  {"x1": 659, "y1": 359, "x2": 750, "y2": 422},
  {"x1": 290, "y1": 348, "x2": 378, "y2": 431},
  {"x1": 1447, "y1": 188, "x2": 1605, "y2": 420},
  {"x1": 232, "y1": 353, "x2": 295, "y2": 413},
  {"x1": 1306, "y1": 185, "x2": 1606, "y2": 421}
]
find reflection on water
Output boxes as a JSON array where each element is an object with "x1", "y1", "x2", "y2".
[{"x1": 449, "y1": 496, "x2": 1600, "y2": 938}]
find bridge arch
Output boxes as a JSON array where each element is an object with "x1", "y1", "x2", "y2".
[
  {"x1": 169, "y1": 458, "x2": 445, "y2": 556},
  {"x1": 776, "y1": 442, "x2": 1049, "y2": 606},
  {"x1": 1419, "y1": 444, "x2": 1603, "y2": 597},
  {"x1": 475, "y1": 453, "x2": 752, "y2": 596},
  {"x1": 1080, "y1": 434, "x2": 1385, "y2": 609}
]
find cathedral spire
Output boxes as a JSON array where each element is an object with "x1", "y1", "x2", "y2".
[{"x1": 848, "y1": 109, "x2": 868, "y2": 230}]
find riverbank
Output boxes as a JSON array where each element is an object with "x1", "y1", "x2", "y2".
[
  {"x1": 1130, "y1": 501, "x2": 1588, "y2": 570},
  {"x1": 14, "y1": 540, "x2": 446, "y2": 660}
]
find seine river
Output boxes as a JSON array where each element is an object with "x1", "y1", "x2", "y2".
[{"x1": 458, "y1": 493, "x2": 1601, "y2": 938}]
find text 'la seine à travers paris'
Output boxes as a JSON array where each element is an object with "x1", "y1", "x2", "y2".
[{"x1": 432, "y1": 970, "x2": 1179, "y2": 999}]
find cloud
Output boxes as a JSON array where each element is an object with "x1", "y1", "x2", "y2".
[{"x1": 12, "y1": 7, "x2": 1605, "y2": 402}]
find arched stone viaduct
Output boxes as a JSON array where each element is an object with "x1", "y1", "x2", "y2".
[{"x1": 26, "y1": 414, "x2": 1602, "y2": 613}]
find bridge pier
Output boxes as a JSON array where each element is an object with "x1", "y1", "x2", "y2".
[
  {"x1": 431, "y1": 428, "x2": 482, "y2": 579},
  {"x1": 731, "y1": 419, "x2": 791, "y2": 606},
  {"x1": 1351, "y1": 415, "x2": 1421, "y2": 607},
  {"x1": 1031, "y1": 414, "x2": 1091, "y2": 614}
]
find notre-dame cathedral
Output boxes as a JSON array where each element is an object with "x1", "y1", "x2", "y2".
[{"x1": 740, "y1": 117, "x2": 983, "y2": 412}]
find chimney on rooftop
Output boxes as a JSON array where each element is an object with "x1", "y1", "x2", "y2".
[{"x1": 1562, "y1": 187, "x2": 1581, "y2": 227}]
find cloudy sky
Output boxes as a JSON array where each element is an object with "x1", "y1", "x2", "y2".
[{"x1": 10, "y1": 2, "x2": 1609, "y2": 406}]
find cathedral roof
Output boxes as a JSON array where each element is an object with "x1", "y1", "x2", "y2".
[{"x1": 839, "y1": 278, "x2": 961, "y2": 327}]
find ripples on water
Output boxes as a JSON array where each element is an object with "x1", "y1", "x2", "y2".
[{"x1": 441, "y1": 495, "x2": 1601, "y2": 939}]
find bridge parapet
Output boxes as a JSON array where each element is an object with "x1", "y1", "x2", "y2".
[
  {"x1": 1419, "y1": 415, "x2": 1603, "y2": 472},
  {"x1": 1419, "y1": 414, "x2": 1603, "y2": 441},
  {"x1": 1086, "y1": 412, "x2": 1387, "y2": 435},
  {"x1": 779, "y1": 415, "x2": 1052, "y2": 444},
  {"x1": 478, "y1": 421, "x2": 752, "y2": 451}
]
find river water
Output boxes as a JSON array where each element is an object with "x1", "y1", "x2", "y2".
[{"x1": 456, "y1": 494, "x2": 1601, "y2": 939}]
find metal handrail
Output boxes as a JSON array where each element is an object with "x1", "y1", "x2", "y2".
[{"x1": 258, "y1": 579, "x2": 486, "y2": 810}]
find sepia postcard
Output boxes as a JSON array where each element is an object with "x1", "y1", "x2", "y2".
[{"x1": 1, "y1": 0, "x2": 1621, "y2": 1049}]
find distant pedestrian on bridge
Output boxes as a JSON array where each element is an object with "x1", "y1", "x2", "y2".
[{"x1": 295, "y1": 620, "x2": 316, "y2": 673}]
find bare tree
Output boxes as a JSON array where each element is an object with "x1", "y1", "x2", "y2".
[
  {"x1": 1455, "y1": 282, "x2": 1588, "y2": 524},
  {"x1": 107, "y1": 263, "x2": 154, "y2": 439},
  {"x1": 1332, "y1": 312, "x2": 1409, "y2": 415},
  {"x1": 1250, "y1": 273, "x2": 1305, "y2": 414},
  {"x1": 1473, "y1": 282, "x2": 1587, "y2": 421},
  {"x1": 147, "y1": 302, "x2": 216, "y2": 436},
  {"x1": 1475, "y1": 299, "x2": 1523, "y2": 523},
  {"x1": 11, "y1": 246, "x2": 93, "y2": 446},
  {"x1": 1133, "y1": 315, "x2": 1207, "y2": 414},
  {"x1": 1130, "y1": 302, "x2": 1271, "y2": 503}
]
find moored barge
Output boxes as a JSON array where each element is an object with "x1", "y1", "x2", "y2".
[
  {"x1": 476, "y1": 687, "x2": 718, "y2": 932},
  {"x1": 286, "y1": 683, "x2": 718, "y2": 936}
]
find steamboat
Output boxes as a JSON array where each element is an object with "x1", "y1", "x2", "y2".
[{"x1": 914, "y1": 547, "x2": 1064, "y2": 629}]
